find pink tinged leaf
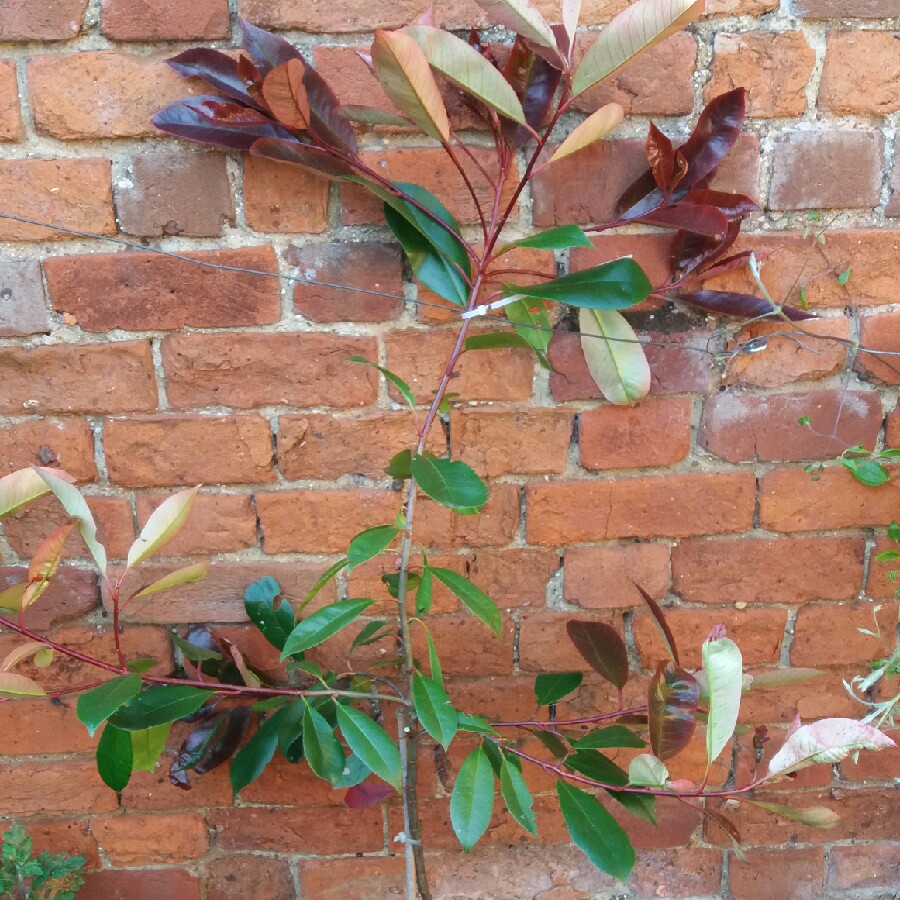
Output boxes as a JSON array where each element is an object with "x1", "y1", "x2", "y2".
[
  {"x1": 634, "y1": 584, "x2": 680, "y2": 665},
  {"x1": 680, "y1": 188, "x2": 759, "y2": 219},
  {"x1": 0, "y1": 467, "x2": 76, "y2": 520},
  {"x1": 345, "y1": 781, "x2": 396, "y2": 808},
  {"x1": 1, "y1": 641, "x2": 54, "y2": 672},
  {"x1": 0, "y1": 582, "x2": 28, "y2": 613},
  {"x1": 222, "y1": 640, "x2": 263, "y2": 689},
  {"x1": 128, "y1": 485, "x2": 200, "y2": 569},
  {"x1": 566, "y1": 620, "x2": 629, "y2": 689},
  {"x1": 548, "y1": 103, "x2": 624, "y2": 163},
  {"x1": 356, "y1": 51, "x2": 375, "y2": 73},
  {"x1": 578, "y1": 307, "x2": 651, "y2": 406},
  {"x1": 28, "y1": 522, "x2": 78, "y2": 584},
  {"x1": 648, "y1": 661, "x2": 700, "y2": 761},
  {"x1": 414, "y1": 4, "x2": 435, "y2": 26},
  {"x1": 705, "y1": 624, "x2": 727, "y2": 642},
  {"x1": 240, "y1": 19, "x2": 304, "y2": 73},
  {"x1": 0, "y1": 672, "x2": 46, "y2": 699},
  {"x1": 747, "y1": 800, "x2": 840, "y2": 829},
  {"x1": 371, "y1": 30, "x2": 451, "y2": 143},
  {"x1": 665, "y1": 778, "x2": 698, "y2": 791},
  {"x1": 562, "y1": 0, "x2": 582, "y2": 45},
  {"x1": 767, "y1": 718, "x2": 896, "y2": 778},
  {"x1": 471, "y1": 0, "x2": 559, "y2": 55},
  {"x1": 21, "y1": 581, "x2": 48, "y2": 610},
  {"x1": 700, "y1": 250, "x2": 759, "y2": 278},
  {"x1": 261, "y1": 59, "x2": 311, "y2": 131}
]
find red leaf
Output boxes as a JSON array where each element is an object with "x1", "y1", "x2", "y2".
[
  {"x1": 639, "y1": 202, "x2": 729, "y2": 237},
  {"x1": 565, "y1": 621, "x2": 629, "y2": 689},
  {"x1": 249, "y1": 138, "x2": 356, "y2": 179},
  {"x1": 167, "y1": 48, "x2": 264, "y2": 110},
  {"x1": 678, "y1": 88, "x2": 747, "y2": 188},
  {"x1": 670, "y1": 220, "x2": 741, "y2": 279},
  {"x1": 240, "y1": 19, "x2": 304, "y2": 74},
  {"x1": 681, "y1": 188, "x2": 759, "y2": 220},
  {"x1": 633, "y1": 584, "x2": 679, "y2": 666},
  {"x1": 673, "y1": 290, "x2": 816, "y2": 321},
  {"x1": 502, "y1": 38, "x2": 562, "y2": 148},
  {"x1": 345, "y1": 781, "x2": 396, "y2": 808},
  {"x1": 262, "y1": 59, "x2": 311, "y2": 130},
  {"x1": 647, "y1": 122, "x2": 676, "y2": 191},
  {"x1": 648, "y1": 661, "x2": 699, "y2": 761}
]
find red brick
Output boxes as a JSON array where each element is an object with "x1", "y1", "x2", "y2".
[
  {"x1": 700, "y1": 389, "x2": 882, "y2": 462},
  {"x1": 0, "y1": 340, "x2": 156, "y2": 415},
  {"x1": 415, "y1": 484, "x2": 520, "y2": 549},
  {"x1": 573, "y1": 33, "x2": 695, "y2": 117},
  {"x1": 0, "y1": 567, "x2": 98, "y2": 630},
  {"x1": 760, "y1": 465, "x2": 900, "y2": 532},
  {"x1": 0, "y1": 59, "x2": 21, "y2": 142},
  {"x1": 739, "y1": 665, "x2": 863, "y2": 724},
  {"x1": 207, "y1": 855, "x2": 296, "y2": 900},
  {"x1": 101, "y1": 0, "x2": 229, "y2": 40},
  {"x1": 27, "y1": 819, "x2": 100, "y2": 870},
  {"x1": 858, "y1": 312, "x2": 900, "y2": 384},
  {"x1": 629, "y1": 848, "x2": 723, "y2": 898},
  {"x1": 769, "y1": 130, "x2": 883, "y2": 210},
  {"x1": 121, "y1": 766, "x2": 233, "y2": 811},
  {"x1": 0, "y1": 159, "x2": 115, "y2": 242},
  {"x1": 104, "y1": 415, "x2": 274, "y2": 487},
  {"x1": 162, "y1": 333, "x2": 379, "y2": 409},
  {"x1": 673, "y1": 536, "x2": 864, "y2": 604},
  {"x1": 708, "y1": 132, "x2": 762, "y2": 201},
  {"x1": 0, "y1": 761, "x2": 118, "y2": 816},
  {"x1": 136, "y1": 492, "x2": 257, "y2": 556},
  {"x1": 116, "y1": 151, "x2": 234, "y2": 238},
  {"x1": 888, "y1": 408, "x2": 900, "y2": 448},
  {"x1": 839, "y1": 724, "x2": 900, "y2": 781},
  {"x1": 827, "y1": 844, "x2": 900, "y2": 892},
  {"x1": 579, "y1": 397, "x2": 692, "y2": 469},
  {"x1": 571, "y1": 234, "x2": 676, "y2": 298},
  {"x1": 298, "y1": 857, "x2": 405, "y2": 900},
  {"x1": 526, "y1": 472, "x2": 755, "y2": 544},
  {"x1": 518, "y1": 610, "x2": 623, "y2": 672},
  {"x1": 451, "y1": 407, "x2": 573, "y2": 476},
  {"x1": 791, "y1": 601, "x2": 898, "y2": 666},
  {"x1": 28, "y1": 52, "x2": 199, "y2": 140},
  {"x1": 706, "y1": 32, "x2": 815, "y2": 118},
  {"x1": 796, "y1": 0, "x2": 897, "y2": 14},
  {"x1": 0, "y1": 418, "x2": 96, "y2": 480},
  {"x1": 730, "y1": 848, "x2": 824, "y2": 900},
  {"x1": 634, "y1": 606, "x2": 787, "y2": 668},
  {"x1": 290, "y1": 242, "x2": 404, "y2": 322},
  {"x1": 243, "y1": 156, "x2": 330, "y2": 233},
  {"x1": 385, "y1": 329, "x2": 534, "y2": 402},
  {"x1": 564, "y1": 542, "x2": 670, "y2": 609},
  {"x1": 0, "y1": 698, "x2": 96, "y2": 755},
  {"x1": 462, "y1": 548, "x2": 558, "y2": 609},
  {"x1": 91, "y1": 813, "x2": 207, "y2": 866},
  {"x1": 240, "y1": 0, "x2": 422, "y2": 31},
  {"x1": 45, "y1": 247, "x2": 280, "y2": 332},
  {"x1": 414, "y1": 612, "x2": 515, "y2": 676},
  {"x1": 819, "y1": 31, "x2": 900, "y2": 115},
  {"x1": 79, "y1": 869, "x2": 200, "y2": 900},
  {"x1": 341, "y1": 148, "x2": 516, "y2": 225},
  {"x1": 239, "y1": 752, "x2": 346, "y2": 807},
  {"x1": 0, "y1": 0, "x2": 88, "y2": 39},
  {"x1": 0, "y1": 260, "x2": 48, "y2": 337}
]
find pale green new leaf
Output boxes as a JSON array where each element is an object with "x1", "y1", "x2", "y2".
[
  {"x1": 0, "y1": 672, "x2": 46, "y2": 699},
  {"x1": 132, "y1": 562, "x2": 209, "y2": 599},
  {"x1": 579, "y1": 307, "x2": 651, "y2": 405},
  {"x1": 549, "y1": 103, "x2": 624, "y2": 163},
  {"x1": 472, "y1": 0, "x2": 558, "y2": 52},
  {"x1": 128, "y1": 486, "x2": 200, "y2": 568},
  {"x1": 0, "y1": 466, "x2": 75, "y2": 519},
  {"x1": 450, "y1": 746, "x2": 495, "y2": 850},
  {"x1": 628, "y1": 753, "x2": 669, "y2": 786},
  {"x1": 130, "y1": 724, "x2": 171, "y2": 772},
  {"x1": 702, "y1": 636, "x2": 743, "y2": 769}
]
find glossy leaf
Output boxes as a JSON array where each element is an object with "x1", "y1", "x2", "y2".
[
  {"x1": 413, "y1": 673, "x2": 458, "y2": 748},
  {"x1": 674, "y1": 289, "x2": 814, "y2": 322},
  {"x1": 0, "y1": 582, "x2": 27, "y2": 614},
  {"x1": 703, "y1": 636, "x2": 743, "y2": 768},
  {"x1": 332, "y1": 753, "x2": 371, "y2": 788},
  {"x1": 412, "y1": 455, "x2": 488, "y2": 513},
  {"x1": 677, "y1": 88, "x2": 746, "y2": 188},
  {"x1": 499, "y1": 755, "x2": 537, "y2": 835},
  {"x1": 249, "y1": 138, "x2": 357, "y2": 179},
  {"x1": 97, "y1": 723, "x2": 133, "y2": 792},
  {"x1": 681, "y1": 188, "x2": 759, "y2": 219},
  {"x1": 28, "y1": 522, "x2": 77, "y2": 584},
  {"x1": 262, "y1": 59, "x2": 311, "y2": 130},
  {"x1": 167, "y1": 48, "x2": 264, "y2": 108},
  {"x1": 464, "y1": 332, "x2": 534, "y2": 353},
  {"x1": 566, "y1": 750, "x2": 629, "y2": 785},
  {"x1": 647, "y1": 122, "x2": 678, "y2": 191},
  {"x1": 502, "y1": 225, "x2": 592, "y2": 251},
  {"x1": 170, "y1": 630, "x2": 223, "y2": 663},
  {"x1": 841, "y1": 457, "x2": 890, "y2": 487},
  {"x1": 747, "y1": 800, "x2": 840, "y2": 829},
  {"x1": 351, "y1": 620, "x2": 393, "y2": 650},
  {"x1": 628, "y1": 752, "x2": 669, "y2": 786},
  {"x1": 128, "y1": 486, "x2": 199, "y2": 568},
  {"x1": 608, "y1": 790, "x2": 656, "y2": 825},
  {"x1": 77, "y1": 675, "x2": 143, "y2": 738},
  {"x1": 335, "y1": 704, "x2": 402, "y2": 789},
  {"x1": 566, "y1": 621, "x2": 629, "y2": 688},
  {"x1": 0, "y1": 672, "x2": 46, "y2": 699},
  {"x1": 474, "y1": 0, "x2": 557, "y2": 51},
  {"x1": 240, "y1": 19, "x2": 304, "y2": 72},
  {"x1": 35, "y1": 468, "x2": 106, "y2": 573},
  {"x1": 579, "y1": 307, "x2": 651, "y2": 406},
  {"x1": 229, "y1": 710, "x2": 281, "y2": 795},
  {"x1": 386, "y1": 449, "x2": 414, "y2": 480},
  {"x1": 416, "y1": 564, "x2": 434, "y2": 615},
  {"x1": 533, "y1": 729, "x2": 568, "y2": 758},
  {"x1": 634, "y1": 584, "x2": 680, "y2": 665},
  {"x1": 405, "y1": 25, "x2": 527, "y2": 124},
  {"x1": 549, "y1": 103, "x2": 624, "y2": 163},
  {"x1": 133, "y1": 562, "x2": 209, "y2": 599},
  {"x1": 372, "y1": 30, "x2": 450, "y2": 142},
  {"x1": 281, "y1": 598, "x2": 375, "y2": 659},
  {"x1": 457, "y1": 712, "x2": 498, "y2": 736},
  {"x1": 648, "y1": 661, "x2": 700, "y2": 762},
  {"x1": 504, "y1": 297, "x2": 552, "y2": 362},
  {"x1": 639, "y1": 203, "x2": 729, "y2": 237},
  {"x1": 557, "y1": 781, "x2": 635, "y2": 882},
  {"x1": 431, "y1": 568, "x2": 501, "y2": 636},
  {"x1": 572, "y1": 0, "x2": 703, "y2": 96},
  {"x1": 348, "y1": 356, "x2": 416, "y2": 408},
  {"x1": 534, "y1": 672, "x2": 583, "y2": 705},
  {"x1": 303, "y1": 702, "x2": 345, "y2": 783},
  {"x1": 131, "y1": 725, "x2": 171, "y2": 772},
  {"x1": 502, "y1": 39, "x2": 562, "y2": 147},
  {"x1": 450, "y1": 746, "x2": 495, "y2": 851},
  {"x1": 170, "y1": 707, "x2": 251, "y2": 789},
  {"x1": 345, "y1": 781, "x2": 396, "y2": 808},
  {"x1": 300, "y1": 558, "x2": 349, "y2": 616},
  {"x1": 573, "y1": 725, "x2": 646, "y2": 751},
  {"x1": 0, "y1": 466, "x2": 75, "y2": 519},
  {"x1": 347, "y1": 525, "x2": 400, "y2": 572},
  {"x1": 110, "y1": 685, "x2": 214, "y2": 731}
]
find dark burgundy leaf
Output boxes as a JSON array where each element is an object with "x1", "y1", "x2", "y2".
[
  {"x1": 194, "y1": 707, "x2": 252, "y2": 774},
  {"x1": 670, "y1": 220, "x2": 741, "y2": 280},
  {"x1": 639, "y1": 203, "x2": 729, "y2": 237},
  {"x1": 167, "y1": 48, "x2": 263, "y2": 110},
  {"x1": 701, "y1": 250, "x2": 758, "y2": 279},
  {"x1": 434, "y1": 744, "x2": 454, "y2": 792},
  {"x1": 674, "y1": 290, "x2": 816, "y2": 321},
  {"x1": 681, "y1": 189, "x2": 759, "y2": 220},
  {"x1": 467, "y1": 28, "x2": 485, "y2": 54},
  {"x1": 302, "y1": 65, "x2": 358, "y2": 154},
  {"x1": 648, "y1": 661, "x2": 700, "y2": 761},
  {"x1": 169, "y1": 707, "x2": 252, "y2": 789},
  {"x1": 345, "y1": 781, "x2": 396, "y2": 808},
  {"x1": 565, "y1": 621, "x2": 629, "y2": 689},
  {"x1": 677, "y1": 88, "x2": 746, "y2": 188},
  {"x1": 551, "y1": 22, "x2": 570, "y2": 59},
  {"x1": 240, "y1": 19, "x2": 304, "y2": 74},
  {"x1": 502, "y1": 39, "x2": 561, "y2": 147},
  {"x1": 647, "y1": 122, "x2": 676, "y2": 192},
  {"x1": 250, "y1": 138, "x2": 356, "y2": 178},
  {"x1": 634, "y1": 584, "x2": 679, "y2": 666}
]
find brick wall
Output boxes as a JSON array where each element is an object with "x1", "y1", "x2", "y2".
[{"x1": 1, "y1": 0, "x2": 899, "y2": 898}]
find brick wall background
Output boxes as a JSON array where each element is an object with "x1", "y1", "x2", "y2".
[{"x1": 0, "y1": 0, "x2": 899, "y2": 897}]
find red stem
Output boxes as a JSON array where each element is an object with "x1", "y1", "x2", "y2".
[{"x1": 491, "y1": 705, "x2": 648, "y2": 729}]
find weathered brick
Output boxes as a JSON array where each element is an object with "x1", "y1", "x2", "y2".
[
  {"x1": 519, "y1": 610, "x2": 623, "y2": 672},
  {"x1": 0, "y1": 0, "x2": 88, "y2": 39},
  {"x1": 207, "y1": 855, "x2": 296, "y2": 900},
  {"x1": 700, "y1": 389, "x2": 882, "y2": 462},
  {"x1": 796, "y1": 0, "x2": 898, "y2": 14},
  {"x1": 706, "y1": 32, "x2": 815, "y2": 118},
  {"x1": 0, "y1": 341, "x2": 156, "y2": 415},
  {"x1": 0, "y1": 761, "x2": 118, "y2": 816},
  {"x1": 827, "y1": 844, "x2": 900, "y2": 892},
  {"x1": 673, "y1": 536, "x2": 865, "y2": 604},
  {"x1": 415, "y1": 484, "x2": 520, "y2": 549},
  {"x1": 414, "y1": 613, "x2": 516, "y2": 675},
  {"x1": 819, "y1": 30, "x2": 900, "y2": 115},
  {"x1": 450, "y1": 407, "x2": 574, "y2": 476},
  {"x1": 704, "y1": 0, "x2": 779, "y2": 12},
  {"x1": 162, "y1": 333, "x2": 379, "y2": 409},
  {"x1": 857, "y1": 312, "x2": 900, "y2": 384},
  {"x1": 290, "y1": 242, "x2": 404, "y2": 322},
  {"x1": 101, "y1": 0, "x2": 230, "y2": 40},
  {"x1": 0, "y1": 159, "x2": 115, "y2": 242},
  {"x1": 122, "y1": 765, "x2": 233, "y2": 811},
  {"x1": 579, "y1": 397, "x2": 693, "y2": 470},
  {"x1": 0, "y1": 260, "x2": 48, "y2": 337},
  {"x1": 243, "y1": 156, "x2": 330, "y2": 233},
  {"x1": 526, "y1": 473, "x2": 755, "y2": 544},
  {"x1": 564, "y1": 542, "x2": 670, "y2": 609},
  {"x1": 44, "y1": 247, "x2": 280, "y2": 332},
  {"x1": 791, "y1": 601, "x2": 897, "y2": 665},
  {"x1": 0, "y1": 59, "x2": 21, "y2": 142},
  {"x1": 240, "y1": 0, "x2": 422, "y2": 31},
  {"x1": 708, "y1": 132, "x2": 762, "y2": 201},
  {"x1": 104, "y1": 415, "x2": 274, "y2": 487},
  {"x1": 0, "y1": 419, "x2": 96, "y2": 481},
  {"x1": 769, "y1": 130, "x2": 883, "y2": 210},
  {"x1": 116, "y1": 151, "x2": 234, "y2": 238},
  {"x1": 760, "y1": 465, "x2": 900, "y2": 532},
  {"x1": 298, "y1": 857, "x2": 406, "y2": 900},
  {"x1": 91, "y1": 813, "x2": 208, "y2": 866},
  {"x1": 730, "y1": 848, "x2": 825, "y2": 900},
  {"x1": 0, "y1": 567, "x2": 98, "y2": 630},
  {"x1": 79, "y1": 869, "x2": 201, "y2": 900},
  {"x1": 0, "y1": 698, "x2": 96, "y2": 755},
  {"x1": 28, "y1": 52, "x2": 200, "y2": 140},
  {"x1": 239, "y1": 752, "x2": 346, "y2": 807}
]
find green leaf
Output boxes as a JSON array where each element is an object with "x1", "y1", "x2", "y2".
[
  {"x1": 702, "y1": 636, "x2": 743, "y2": 769},
  {"x1": 535, "y1": 672, "x2": 583, "y2": 705},
  {"x1": 450, "y1": 746, "x2": 496, "y2": 851},
  {"x1": 170, "y1": 631, "x2": 223, "y2": 663},
  {"x1": 431, "y1": 568, "x2": 501, "y2": 637},
  {"x1": 332, "y1": 753, "x2": 372, "y2": 788},
  {"x1": 572, "y1": 725, "x2": 646, "y2": 750},
  {"x1": 348, "y1": 356, "x2": 417, "y2": 408},
  {"x1": 422, "y1": 621, "x2": 443, "y2": 684},
  {"x1": 579, "y1": 307, "x2": 651, "y2": 405},
  {"x1": 837, "y1": 267, "x2": 851, "y2": 286},
  {"x1": 110, "y1": 685, "x2": 213, "y2": 731},
  {"x1": 351, "y1": 620, "x2": 393, "y2": 649},
  {"x1": 566, "y1": 620, "x2": 629, "y2": 689},
  {"x1": 275, "y1": 699, "x2": 306, "y2": 761},
  {"x1": 126, "y1": 657, "x2": 157, "y2": 674},
  {"x1": 464, "y1": 332, "x2": 534, "y2": 352},
  {"x1": 534, "y1": 729, "x2": 568, "y2": 758},
  {"x1": 0, "y1": 466, "x2": 73, "y2": 519},
  {"x1": 746, "y1": 800, "x2": 840, "y2": 829},
  {"x1": 281, "y1": 598, "x2": 376, "y2": 659},
  {"x1": 0, "y1": 672, "x2": 45, "y2": 699},
  {"x1": 303, "y1": 702, "x2": 345, "y2": 783},
  {"x1": 347, "y1": 525, "x2": 400, "y2": 572},
  {"x1": 566, "y1": 750, "x2": 629, "y2": 786},
  {"x1": 230, "y1": 710, "x2": 282, "y2": 796},
  {"x1": 130, "y1": 724, "x2": 171, "y2": 772},
  {"x1": 127, "y1": 486, "x2": 199, "y2": 568},
  {"x1": 457, "y1": 712, "x2": 498, "y2": 735},
  {"x1": 386, "y1": 449, "x2": 413, "y2": 480},
  {"x1": 96, "y1": 723, "x2": 133, "y2": 792},
  {"x1": 300, "y1": 559, "x2": 348, "y2": 615},
  {"x1": 416, "y1": 563, "x2": 434, "y2": 615},
  {"x1": 508, "y1": 259, "x2": 652, "y2": 310},
  {"x1": 413, "y1": 673, "x2": 457, "y2": 748},
  {"x1": 335, "y1": 704, "x2": 402, "y2": 789},
  {"x1": 608, "y1": 790, "x2": 657, "y2": 824},
  {"x1": 504, "y1": 297, "x2": 552, "y2": 362},
  {"x1": 840, "y1": 457, "x2": 890, "y2": 487},
  {"x1": 132, "y1": 562, "x2": 208, "y2": 599},
  {"x1": 404, "y1": 25, "x2": 527, "y2": 124},
  {"x1": 628, "y1": 753, "x2": 669, "y2": 786},
  {"x1": 77, "y1": 674, "x2": 143, "y2": 738},
  {"x1": 499, "y1": 755, "x2": 537, "y2": 835},
  {"x1": 412, "y1": 455, "x2": 488, "y2": 513},
  {"x1": 557, "y1": 781, "x2": 635, "y2": 882},
  {"x1": 503, "y1": 226, "x2": 593, "y2": 251},
  {"x1": 888, "y1": 520, "x2": 900, "y2": 543}
]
